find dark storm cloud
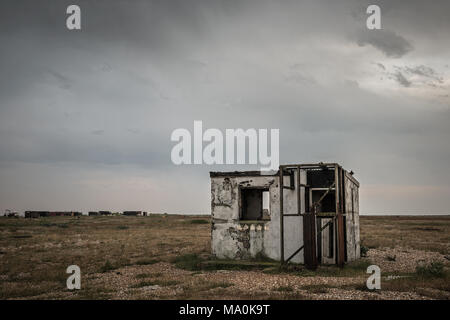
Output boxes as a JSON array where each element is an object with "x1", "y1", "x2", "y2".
[
  {"x1": 355, "y1": 29, "x2": 413, "y2": 58},
  {"x1": 393, "y1": 71, "x2": 411, "y2": 87}
]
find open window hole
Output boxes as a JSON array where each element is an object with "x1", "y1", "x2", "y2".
[{"x1": 241, "y1": 189, "x2": 270, "y2": 221}]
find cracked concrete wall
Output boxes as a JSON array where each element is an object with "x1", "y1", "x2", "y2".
[
  {"x1": 211, "y1": 175, "x2": 279, "y2": 260},
  {"x1": 211, "y1": 171, "x2": 306, "y2": 263}
]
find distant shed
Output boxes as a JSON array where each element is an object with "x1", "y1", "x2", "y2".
[{"x1": 123, "y1": 211, "x2": 142, "y2": 216}]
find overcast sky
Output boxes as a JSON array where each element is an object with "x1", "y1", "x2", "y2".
[{"x1": 1, "y1": 0, "x2": 449, "y2": 215}]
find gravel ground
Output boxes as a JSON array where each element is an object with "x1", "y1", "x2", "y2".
[
  {"x1": 366, "y1": 247, "x2": 447, "y2": 273},
  {"x1": 58, "y1": 247, "x2": 448, "y2": 300},
  {"x1": 80, "y1": 261, "x2": 430, "y2": 300},
  {"x1": 2, "y1": 215, "x2": 448, "y2": 300}
]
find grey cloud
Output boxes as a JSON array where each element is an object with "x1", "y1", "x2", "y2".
[
  {"x1": 374, "y1": 62, "x2": 386, "y2": 70},
  {"x1": 284, "y1": 64, "x2": 318, "y2": 85},
  {"x1": 47, "y1": 70, "x2": 72, "y2": 90},
  {"x1": 355, "y1": 29, "x2": 413, "y2": 58},
  {"x1": 91, "y1": 130, "x2": 104, "y2": 135},
  {"x1": 393, "y1": 71, "x2": 411, "y2": 87},
  {"x1": 390, "y1": 65, "x2": 446, "y2": 88},
  {"x1": 126, "y1": 128, "x2": 141, "y2": 134},
  {"x1": 403, "y1": 65, "x2": 444, "y2": 84}
]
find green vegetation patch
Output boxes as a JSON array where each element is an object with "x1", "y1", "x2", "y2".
[
  {"x1": 189, "y1": 219, "x2": 209, "y2": 224},
  {"x1": 134, "y1": 258, "x2": 159, "y2": 266},
  {"x1": 415, "y1": 261, "x2": 445, "y2": 278},
  {"x1": 131, "y1": 279, "x2": 180, "y2": 288},
  {"x1": 172, "y1": 253, "x2": 278, "y2": 272}
]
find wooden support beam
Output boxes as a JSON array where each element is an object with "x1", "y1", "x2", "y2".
[
  {"x1": 297, "y1": 166, "x2": 301, "y2": 215},
  {"x1": 303, "y1": 208, "x2": 318, "y2": 270},
  {"x1": 335, "y1": 165, "x2": 345, "y2": 268},
  {"x1": 279, "y1": 166, "x2": 284, "y2": 263}
]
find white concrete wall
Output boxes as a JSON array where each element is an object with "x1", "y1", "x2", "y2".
[
  {"x1": 211, "y1": 170, "x2": 306, "y2": 263},
  {"x1": 344, "y1": 172, "x2": 360, "y2": 261},
  {"x1": 211, "y1": 175, "x2": 279, "y2": 260},
  {"x1": 280, "y1": 170, "x2": 305, "y2": 263}
]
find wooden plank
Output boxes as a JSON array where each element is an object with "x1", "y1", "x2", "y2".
[
  {"x1": 297, "y1": 166, "x2": 301, "y2": 215},
  {"x1": 316, "y1": 216, "x2": 322, "y2": 263},
  {"x1": 279, "y1": 167, "x2": 284, "y2": 263},
  {"x1": 303, "y1": 211, "x2": 318, "y2": 269},
  {"x1": 285, "y1": 244, "x2": 304, "y2": 263},
  {"x1": 336, "y1": 167, "x2": 346, "y2": 267},
  {"x1": 337, "y1": 212, "x2": 346, "y2": 267}
]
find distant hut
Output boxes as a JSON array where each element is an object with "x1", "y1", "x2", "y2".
[
  {"x1": 4, "y1": 210, "x2": 19, "y2": 218},
  {"x1": 25, "y1": 211, "x2": 49, "y2": 218},
  {"x1": 123, "y1": 211, "x2": 142, "y2": 216}
]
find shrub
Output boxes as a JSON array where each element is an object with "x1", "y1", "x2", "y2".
[
  {"x1": 254, "y1": 252, "x2": 275, "y2": 262},
  {"x1": 416, "y1": 261, "x2": 445, "y2": 278},
  {"x1": 203, "y1": 281, "x2": 233, "y2": 290},
  {"x1": 190, "y1": 219, "x2": 209, "y2": 224},
  {"x1": 360, "y1": 245, "x2": 369, "y2": 257},
  {"x1": 173, "y1": 254, "x2": 202, "y2": 271},
  {"x1": 100, "y1": 260, "x2": 115, "y2": 273},
  {"x1": 132, "y1": 280, "x2": 180, "y2": 288},
  {"x1": 41, "y1": 222, "x2": 56, "y2": 227},
  {"x1": 135, "y1": 258, "x2": 159, "y2": 266}
]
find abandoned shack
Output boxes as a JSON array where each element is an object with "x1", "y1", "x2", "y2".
[{"x1": 210, "y1": 163, "x2": 360, "y2": 268}]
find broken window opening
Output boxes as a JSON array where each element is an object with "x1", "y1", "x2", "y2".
[
  {"x1": 240, "y1": 188, "x2": 270, "y2": 221},
  {"x1": 311, "y1": 189, "x2": 336, "y2": 214}
]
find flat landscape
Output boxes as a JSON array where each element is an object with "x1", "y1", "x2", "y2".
[{"x1": 0, "y1": 215, "x2": 449, "y2": 300}]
